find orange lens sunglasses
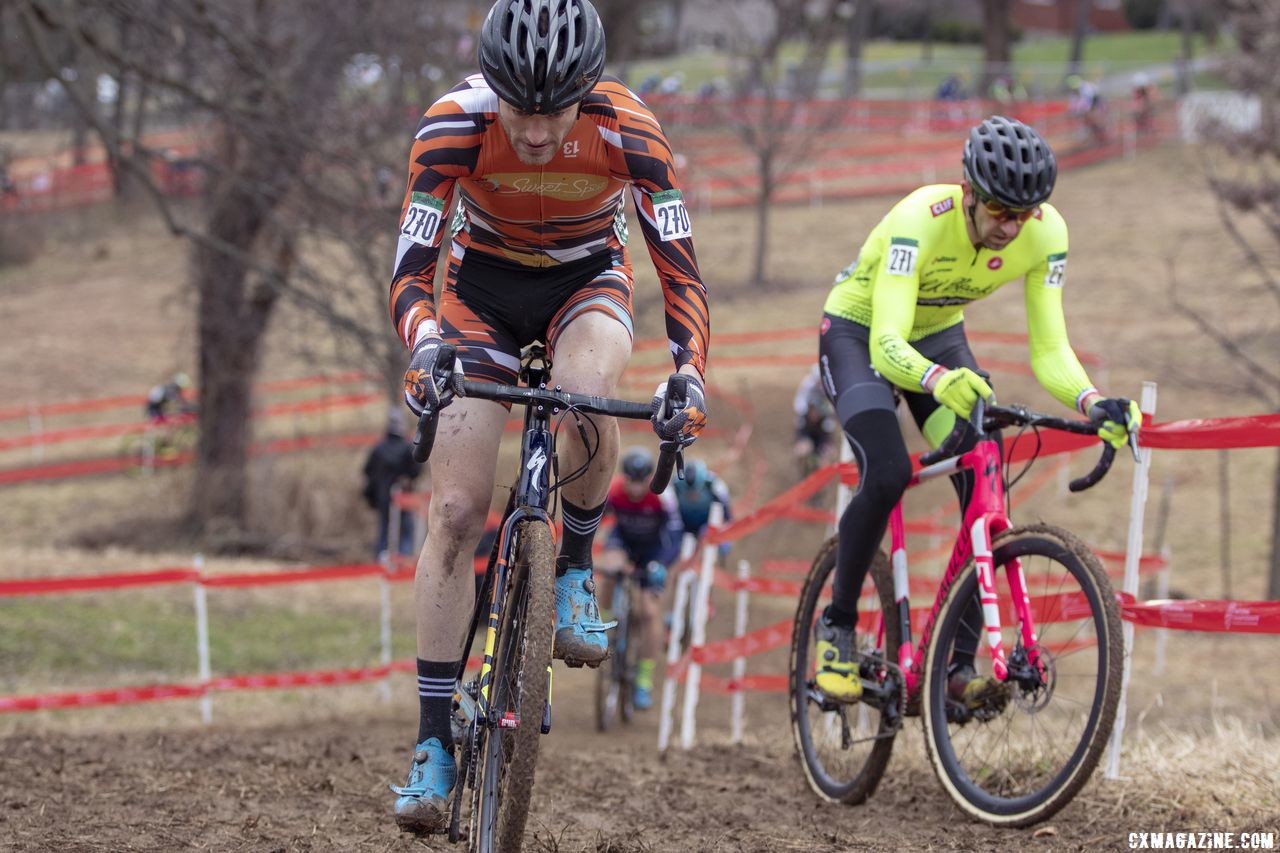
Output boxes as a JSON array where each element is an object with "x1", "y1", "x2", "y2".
[{"x1": 980, "y1": 197, "x2": 1038, "y2": 223}]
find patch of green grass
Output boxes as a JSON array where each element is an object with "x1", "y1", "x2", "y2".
[
  {"x1": 622, "y1": 31, "x2": 1234, "y2": 97},
  {"x1": 1014, "y1": 30, "x2": 1223, "y2": 66},
  {"x1": 0, "y1": 591, "x2": 404, "y2": 692}
]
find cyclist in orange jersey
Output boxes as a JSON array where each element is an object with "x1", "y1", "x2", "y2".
[{"x1": 390, "y1": 0, "x2": 710, "y2": 834}]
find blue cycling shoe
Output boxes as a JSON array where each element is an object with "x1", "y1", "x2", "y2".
[
  {"x1": 553, "y1": 567, "x2": 616, "y2": 668},
  {"x1": 390, "y1": 737, "x2": 456, "y2": 834}
]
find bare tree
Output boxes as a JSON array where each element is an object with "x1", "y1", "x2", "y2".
[
  {"x1": 1067, "y1": 0, "x2": 1091, "y2": 82},
  {"x1": 704, "y1": 0, "x2": 846, "y2": 287},
  {"x1": 1173, "y1": 0, "x2": 1280, "y2": 598},
  {"x1": 980, "y1": 0, "x2": 1012, "y2": 96},
  {"x1": 841, "y1": 0, "x2": 873, "y2": 98},
  {"x1": 21, "y1": 0, "x2": 469, "y2": 537}
]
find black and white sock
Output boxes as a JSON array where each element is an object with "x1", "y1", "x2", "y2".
[
  {"x1": 416, "y1": 658, "x2": 460, "y2": 748},
  {"x1": 557, "y1": 499, "x2": 606, "y2": 576}
]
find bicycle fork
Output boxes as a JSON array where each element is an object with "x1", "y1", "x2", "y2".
[
  {"x1": 971, "y1": 515, "x2": 1011, "y2": 682},
  {"x1": 972, "y1": 514, "x2": 1048, "y2": 684}
]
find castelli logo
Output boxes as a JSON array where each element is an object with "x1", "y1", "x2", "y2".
[
  {"x1": 988, "y1": 257, "x2": 1003, "y2": 270},
  {"x1": 820, "y1": 317, "x2": 831, "y2": 335}
]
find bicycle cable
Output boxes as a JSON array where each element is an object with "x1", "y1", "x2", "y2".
[
  {"x1": 547, "y1": 404, "x2": 603, "y2": 499},
  {"x1": 1001, "y1": 423, "x2": 1043, "y2": 516}
]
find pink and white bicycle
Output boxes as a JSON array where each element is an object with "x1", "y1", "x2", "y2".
[{"x1": 789, "y1": 400, "x2": 1127, "y2": 826}]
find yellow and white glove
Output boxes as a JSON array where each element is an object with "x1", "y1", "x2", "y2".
[{"x1": 930, "y1": 367, "x2": 994, "y2": 419}]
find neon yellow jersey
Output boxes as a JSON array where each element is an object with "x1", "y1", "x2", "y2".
[{"x1": 822, "y1": 184, "x2": 1096, "y2": 413}]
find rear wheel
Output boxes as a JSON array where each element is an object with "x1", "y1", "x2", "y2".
[
  {"x1": 921, "y1": 524, "x2": 1122, "y2": 826},
  {"x1": 471, "y1": 520, "x2": 555, "y2": 853},
  {"x1": 790, "y1": 536, "x2": 901, "y2": 804}
]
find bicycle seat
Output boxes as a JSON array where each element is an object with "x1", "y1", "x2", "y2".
[{"x1": 520, "y1": 343, "x2": 551, "y2": 374}]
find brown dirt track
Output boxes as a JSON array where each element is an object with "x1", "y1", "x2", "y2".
[{"x1": 3, "y1": 676, "x2": 1277, "y2": 853}]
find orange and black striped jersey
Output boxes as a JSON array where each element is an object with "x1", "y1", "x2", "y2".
[{"x1": 391, "y1": 74, "x2": 709, "y2": 376}]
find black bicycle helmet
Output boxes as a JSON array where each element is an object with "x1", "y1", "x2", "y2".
[
  {"x1": 962, "y1": 115, "x2": 1057, "y2": 209},
  {"x1": 621, "y1": 447, "x2": 654, "y2": 481},
  {"x1": 478, "y1": 0, "x2": 606, "y2": 114}
]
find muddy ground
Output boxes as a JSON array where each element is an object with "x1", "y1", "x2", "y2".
[{"x1": 3, "y1": 669, "x2": 1277, "y2": 853}]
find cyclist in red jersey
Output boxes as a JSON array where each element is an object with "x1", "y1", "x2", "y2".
[
  {"x1": 598, "y1": 448, "x2": 684, "y2": 711},
  {"x1": 391, "y1": 0, "x2": 710, "y2": 834}
]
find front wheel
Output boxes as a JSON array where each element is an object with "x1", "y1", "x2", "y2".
[
  {"x1": 921, "y1": 523, "x2": 1123, "y2": 826},
  {"x1": 789, "y1": 536, "x2": 901, "y2": 804},
  {"x1": 471, "y1": 520, "x2": 555, "y2": 853}
]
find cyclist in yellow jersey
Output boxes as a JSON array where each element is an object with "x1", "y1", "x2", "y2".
[{"x1": 812, "y1": 116, "x2": 1141, "y2": 707}]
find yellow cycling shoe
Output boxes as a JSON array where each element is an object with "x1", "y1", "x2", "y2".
[
  {"x1": 948, "y1": 663, "x2": 1009, "y2": 714},
  {"x1": 814, "y1": 613, "x2": 862, "y2": 703}
]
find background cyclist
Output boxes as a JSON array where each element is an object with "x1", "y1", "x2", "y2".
[
  {"x1": 812, "y1": 115, "x2": 1141, "y2": 712},
  {"x1": 597, "y1": 447, "x2": 684, "y2": 711},
  {"x1": 673, "y1": 456, "x2": 733, "y2": 550},
  {"x1": 144, "y1": 372, "x2": 193, "y2": 425},
  {"x1": 390, "y1": 0, "x2": 710, "y2": 833},
  {"x1": 792, "y1": 363, "x2": 838, "y2": 479}
]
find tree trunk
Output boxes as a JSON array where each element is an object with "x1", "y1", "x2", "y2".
[
  {"x1": 1176, "y1": 0, "x2": 1194, "y2": 95},
  {"x1": 1067, "y1": 0, "x2": 1090, "y2": 80},
  {"x1": 190, "y1": 132, "x2": 290, "y2": 530},
  {"x1": 751, "y1": 146, "x2": 773, "y2": 287},
  {"x1": 921, "y1": 0, "x2": 935, "y2": 64},
  {"x1": 980, "y1": 0, "x2": 1012, "y2": 97},
  {"x1": 842, "y1": 0, "x2": 871, "y2": 98}
]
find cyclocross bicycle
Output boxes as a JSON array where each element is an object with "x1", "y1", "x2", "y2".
[
  {"x1": 595, "y1": 565, "x2": 641, "y2": 731},
  {"x1": 790, "y1": 399, "x2": 1131, "y2": 826},
  {"x1": 412, "y1": 344, "x2": 683, "y2": 852}
]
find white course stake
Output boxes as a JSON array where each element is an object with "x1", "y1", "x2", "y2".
[
  {"x1": 193, "y1": 553, "x2": 212, "y2": 725},
  {"x1": 834, "y1": 438, "x2": 854, "y2": 529},
  {"x1": 1104, "y1": 381, "x2": 1157, "y2": 780},
  {"x1": 681, "y1": 502, "x2": 724, "y2": 750},
  {"x1": 379, "y1": 553, "x2": 394, "y2": 705},
  {"x1": 730, "y1": 557, "x2": 751, "y2": 744},
  {"x1": 658, "y1": 537, "x2": 698, "y2": 755}
]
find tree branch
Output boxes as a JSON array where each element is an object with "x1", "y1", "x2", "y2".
[{"x1": 1167, "y1": 257, "x2": 1280, "y2": 399}]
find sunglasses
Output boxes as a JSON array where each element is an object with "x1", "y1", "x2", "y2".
[{"x1": 979, "y1": 196, "x2": 1038, "y2": 223}]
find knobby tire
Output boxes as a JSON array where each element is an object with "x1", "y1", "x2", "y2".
[{"x1": 472, "y1": 520, "x2": 555, "y2": 853}]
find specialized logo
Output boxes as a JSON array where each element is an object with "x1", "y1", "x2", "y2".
[
  {"x1": 482, "y1": 172, "x2": 609, "y2": 200},
  {"x1": 987, "y1": 257, "x2": 1003, "y2": 270},
  {"x1": 930, "y1": 197, "x2": 954, "y2": 217},
  {"x1": 527, "y1": 446, "x2": 548, "y2": 483}
]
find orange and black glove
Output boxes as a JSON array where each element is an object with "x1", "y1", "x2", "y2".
[
  {"x1": 650, "y1": 372, "x2": 707, "y2": 451},
  {"x1": 403, "y1": 338, "x2": 461, "y2": 416}
]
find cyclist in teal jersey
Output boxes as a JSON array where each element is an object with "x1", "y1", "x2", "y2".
[{"x1": 812, "y1": 116, "x2": 1142, "y2": 707}]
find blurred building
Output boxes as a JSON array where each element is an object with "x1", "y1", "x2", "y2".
[{"x1": 1012, "y1": 0, "x2": 1131, "y2": 34}]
